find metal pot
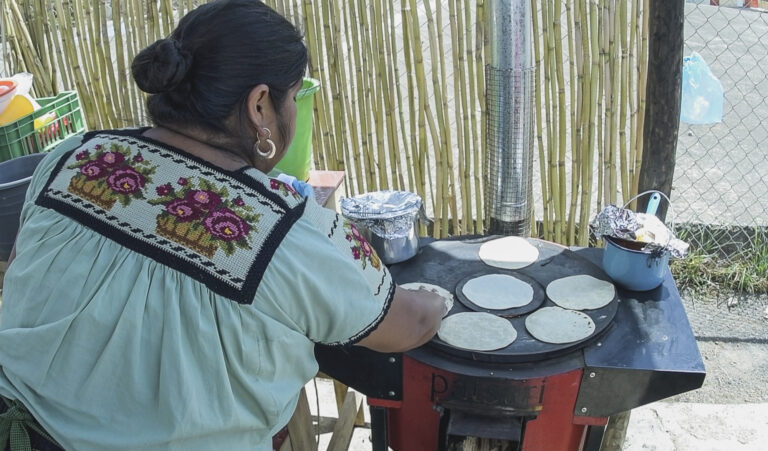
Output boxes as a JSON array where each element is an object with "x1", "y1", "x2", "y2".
[
  {"x1": 340, "y1": 191, "x2": 427, "y2": 265},
  {"x1": 602, "y1": 236, "x2": 670, "y2": 291}
]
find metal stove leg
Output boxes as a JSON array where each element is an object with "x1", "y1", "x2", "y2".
[
  {"x1": 583, "y1": 425, "x2": 606, "y2": 451},
  {"x1": 369, "y1": 405, "x2": 388, "y2": 451}
]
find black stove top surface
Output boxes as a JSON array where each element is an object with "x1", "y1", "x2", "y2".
[{"x1": 389, "y1": 236, "x2": 619, "y2": 364}]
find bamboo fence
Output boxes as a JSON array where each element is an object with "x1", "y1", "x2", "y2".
[{"x1": 1, "y1": 0, "x2": 648, "y2": 245}]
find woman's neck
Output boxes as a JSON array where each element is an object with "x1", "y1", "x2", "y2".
[{"x1": 142, "y1": 126, "x2": 268, "y2": 173}]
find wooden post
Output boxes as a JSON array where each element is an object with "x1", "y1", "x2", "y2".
[{"x1": 637, "y1": 0, "x2": 685, "y2": 220}]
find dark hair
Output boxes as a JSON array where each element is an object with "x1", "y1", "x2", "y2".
[{"x1": 131, "y1": 0, "x2": 307, "y2": 156}]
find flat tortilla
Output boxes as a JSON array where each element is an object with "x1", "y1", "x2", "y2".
[
  {"x1": 546, "y1": 275, "x2": 615, "y2": 310},
  {"x1": 461, "y1": 274, "x2": 533, "y2": 310},
  {"x1": 400, "y1": 282, "x2": 454, "y2": 317},
  {"x1": 478, "y1": 236, "x2": 539, "y2": 270},
  {"x1": 438, "y1": 312, "x2": 517, "y2": 351},
  {"x1": 525, "y1": 306, "x2": 596, "y2": 344}
]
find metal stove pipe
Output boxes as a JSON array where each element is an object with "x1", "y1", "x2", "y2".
[{"x1": 485, "y1": 0, "x2": 535, "y2": 236}]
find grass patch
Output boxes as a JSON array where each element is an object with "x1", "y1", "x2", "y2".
[{"x1": 671, "y1": 227, "x2": 768, "y2": 295}]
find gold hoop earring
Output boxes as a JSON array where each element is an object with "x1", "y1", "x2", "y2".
[{"x1": 254, "y1": 127, "x2": 276, "y2": 159}]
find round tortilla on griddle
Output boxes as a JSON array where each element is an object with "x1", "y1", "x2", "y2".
[
  {"x1": 400, "y1": 282, "x2": 454, "y2": 317},
  {"x1": 461, "y1": 274, "x2": 533, "y2": 310},
  {"x1": 438, "y1": 312, "x2": 517, "y2": 351},
  {"x1": 525, "y1": 306, "x2": 596, "y2": 344},
  {"x1": 478, "y1": 236, "x2": 539, "y2": 270},
  {"x1": 546, "y1": 275, "x2": 615, "y2": 310}
]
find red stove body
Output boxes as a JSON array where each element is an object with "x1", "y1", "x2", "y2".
[
  {"x1": 315, "y1": 237, "x2": 705, "y2": 451},
  {"x1": 377, "y1": 357, "x2": 605, "y2": 451}
]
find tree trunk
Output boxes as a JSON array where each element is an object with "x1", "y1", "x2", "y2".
[{"x1": 638, "y1": 0, "x2": 685, "y2": 221}]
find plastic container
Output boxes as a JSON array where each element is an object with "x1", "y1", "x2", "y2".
[
  {"x1": 0, "y1": 91, "x2": 86, "y2": 163},
  {"x1": 274, "y1": 77, "x2": 320, "y2": 181},
  {"x1": 0, "y1": 152, "x2": 47, "y2": 260}
]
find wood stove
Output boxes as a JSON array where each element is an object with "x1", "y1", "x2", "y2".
[{"x1": 316, "y1": 236, "x2": 705, "y2": 450}]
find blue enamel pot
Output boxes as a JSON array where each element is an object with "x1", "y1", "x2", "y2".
[{"x1": 602, "y1": 236, "x2": 669, "y2": 291}]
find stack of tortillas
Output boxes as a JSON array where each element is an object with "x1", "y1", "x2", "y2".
[
  {"x1": 438, "y1": 312, "x2": 517, "y2": 351},
  {"x1": 546, "y1": 275, "x2": 615, "y2": 310},
  {"x1": 461, "y1": 274, "x2": 533, "y2": 310},
  {"x1": 479, "y1": 236, "x2": 539, "y2": 269},
  {"x1": 400, "y1": 282, "x2": 454, "y2": 317}
]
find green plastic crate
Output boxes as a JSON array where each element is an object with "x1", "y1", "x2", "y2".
[{"x1": 0, "y1": 91, "x2": 86, "y2": 163}]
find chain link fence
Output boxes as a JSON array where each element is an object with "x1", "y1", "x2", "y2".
[{"x1": 672, "y1": 1, "x2": 768, "y2": 293}]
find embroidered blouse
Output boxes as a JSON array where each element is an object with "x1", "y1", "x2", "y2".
[{"x1": 0, "y1": 129, "x2": 394, "y2": 450}]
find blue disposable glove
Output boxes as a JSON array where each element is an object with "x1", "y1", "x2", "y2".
[{"x1": 276, "y1": 173, "x2": 314, "y2": 199}]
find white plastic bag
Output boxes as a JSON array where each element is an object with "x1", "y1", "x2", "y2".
[{"x1": 680, "y1": 52, "x2": 724, "y2": 124}]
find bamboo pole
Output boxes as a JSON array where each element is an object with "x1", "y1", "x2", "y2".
[
  {"x1": 619, "y1": 0, "x2": 630, "y2": 203},
  {"x1": 609, "y1": 0, "x2": 621, "y2": 206},
  {"x1": 402, "y1": 1, "x2": 428, "y2": 212},
  {"x1": 554, "y1": 0, "x2": 567, "y2": 242},
  {"x1": 475, "y1": 0, "x2": 487, "y2": 233},
  {"x1": 531, "y1": 0, "x2": 551, "y2": 241},
  {"x1": 567, "y1": 0, "x2": 582, "y2": 245},
  {"x1": 380, "y1": 0, "x2": 406, "y2": 191},
  {"x1": 367, "y1": 0, "x2": 390, "y2": 191},
  {"x1": 388, "y1": 0, "x2": 414, "y2": 193},
  {"x1": 341, "y1": 0, "x2": 365, "y2": 194},
  {"x1": 578, "y1": 0, "x2": 600, "y2": 246},
  {"x1": 449, "y1": 0, "x2": 471, "y2": 234},
  {"x1": 406, "y1": 0, "x2": 436, "y2": 233},
  {"x1": 320, "y1": 0, "x2": 345, "y2": 173},
  {"x1": 632, "y1": 0, "x2": 650, "y2": 211}
]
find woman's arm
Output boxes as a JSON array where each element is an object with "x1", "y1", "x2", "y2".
[{"x1": 356, "y1": 286, "x2": 445, "y2": 353}]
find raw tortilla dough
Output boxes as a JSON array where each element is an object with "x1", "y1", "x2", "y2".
[
  {"x1": 438, "y1": 312, "x2": 517, "y2": 351},
  {"x1": 525, "y1": 306, "x2": 596, "y2": 344},
  {"x1": 400, "y1": 282, "x2": 454, "y2": 317},
  {"x1": 461, "y1": 274, "x2": 533, "y2": 310},
  {"x1": 478, "y1": 236, "x2": 539, "y2": 269},
  {"x1": 546, "y1": 275, "x2": 615, "y2": 310}
]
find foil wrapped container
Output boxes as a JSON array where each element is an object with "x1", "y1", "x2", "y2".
[
  {"x1": 341, "y1": 191, "x2": 427, "y2": 264},
  {"x1": 590, "y1": 205, "x2": 689, "y2": 258}
]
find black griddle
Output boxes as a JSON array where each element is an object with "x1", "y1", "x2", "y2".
[{"x1": 391, "y1": 236, "x2": 618, "y2": 363}]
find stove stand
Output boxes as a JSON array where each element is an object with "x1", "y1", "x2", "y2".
[{"x1": 315, "y1": 239, "x2": 705, "y2": 451}]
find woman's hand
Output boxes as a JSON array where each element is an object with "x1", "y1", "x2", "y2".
[{"x1": 356, "y1": 286, "x2": 445, "y2": 353}]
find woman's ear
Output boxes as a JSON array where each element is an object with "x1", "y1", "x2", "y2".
[{"x1": 246, "y1": 84, "x2": 271, "y2": 129}]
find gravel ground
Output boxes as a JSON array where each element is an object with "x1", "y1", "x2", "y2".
[{"x1": 668, "y1": 291, "x2": 768, "y2": 403}]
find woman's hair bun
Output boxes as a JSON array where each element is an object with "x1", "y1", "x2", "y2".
[{"x1": 131, "y1": 38, "x2": 193, "y2": 94}]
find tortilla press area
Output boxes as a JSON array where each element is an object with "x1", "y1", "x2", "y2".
[{"x1": 315, "y1": 236, "x2": 705, "y2": 451}]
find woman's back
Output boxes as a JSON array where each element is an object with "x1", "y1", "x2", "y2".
[{"x1": 0, "y1": 130, "x2": 394, "y2": 450}]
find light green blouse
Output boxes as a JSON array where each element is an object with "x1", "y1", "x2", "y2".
[{"x1": 0, "y1": 129, "x2": 394, "y2": 450}]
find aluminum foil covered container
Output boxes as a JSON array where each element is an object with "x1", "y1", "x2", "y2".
[
  {"x1": 590, "y1": 205, "x2": 689, "y2": 258},
  {"x1": 341, "y1": 191, "x2": 426, "y2": 264}
]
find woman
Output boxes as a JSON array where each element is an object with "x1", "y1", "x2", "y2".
[{"x1": 0, "y1": 1, "x2": 445, "y2": 449}]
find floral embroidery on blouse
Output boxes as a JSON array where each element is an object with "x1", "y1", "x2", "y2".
[
  {"x1": 344, "y1": 222, "x2": 381, "y2": 270},
  {"x1": 148, "y1": 177, "x2": 262, "y2": 258},
  {"x1": 66, "y1": 143, "x2": 157, "y2": 209},
  {"x1": 269, "y1": 178, "x2": 302, "y2": 200}
]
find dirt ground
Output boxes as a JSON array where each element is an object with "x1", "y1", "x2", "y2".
[{"x1": 669, "y1": 291, "x2": 768, "y2": 403}]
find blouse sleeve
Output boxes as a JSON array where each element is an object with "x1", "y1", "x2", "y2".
[
  {"x1": 20, "y1": 135, "x2": 85, "y2": 224},
  {"x1": 255, "y1": 200, "x2": 395, "y2": 346}
]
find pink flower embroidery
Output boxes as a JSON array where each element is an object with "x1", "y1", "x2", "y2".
[
  {"x1": 185, "y1": 190, "x2": 222, "y2": 210},
  {"x1": 99, "y1": 151, "x2": 125, "y2": 167},
  {"x1": 178, "y1": 177, "x2": 188, "y2": 186},
  {"x1": 203, "y1": 208, "x2": 250, "y2": 241},
  {"x1": 156, "y1": 183, "x2": 173, "y2": 196},
  {"x1": 80, "y1": 161, "x2": 106, "y2": 180},
  {"x1": 107, "y1": 167, "x2": 146, "y2": 194},
  {"x1": 76, "y1": 150, "x2": 90, "y2": 161},
  {"x1": 166, "y1": 198, "x2": 202, "y2": 222}
]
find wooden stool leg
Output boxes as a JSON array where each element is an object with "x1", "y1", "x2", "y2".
[{"x1": 286, "y1": 388, "x2": 317, "y2": 451}]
